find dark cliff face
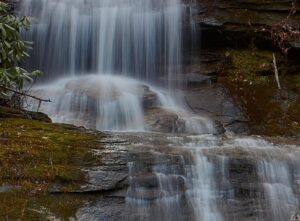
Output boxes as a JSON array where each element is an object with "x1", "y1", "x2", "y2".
[
  {"x1": 182, "y1": 0, "x2": 300, "y2": 136},
  {"x1": 193, "y1": 0, "x2": 300, "y2": 51}
]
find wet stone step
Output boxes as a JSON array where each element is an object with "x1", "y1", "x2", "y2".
[
  {"x1": 127, "y1": 188, "x2": 186, "y2": 200},
  {"x1": 129, "y1": 173, "x2": 186, "y2": 189}
]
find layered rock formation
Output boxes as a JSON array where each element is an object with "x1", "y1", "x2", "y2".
[
  {"x1": 194, "y1": 0, "x2": 300, "y2": 51},
  {"x1": 1, "y1": 112, "x2": 299, "y2": 220},
  {"x1": 180, "y1": 0, "x2": 300, "y2": 136}
]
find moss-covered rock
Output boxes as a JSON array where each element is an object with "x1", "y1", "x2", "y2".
[
  {"x1": 225, "y1": 49, "x2": 273, "y2": 83},
  {"x1": 0, "y1": 191, "x2": 90, "y2": 220},
  {"x1": 0, "y1": 107, "x2": 104, "y2": 193},
  {"x1": 0, "y1": 106, "x2": 107, "y2": 219},
  {"x1": 0, "y1": 106, "x2": 129, "y2": 220},
  {"x1": 0, "y1": 106, "x2": 52, "y2": 123},
  {"x1": 220, "y1": 49, "x2": 300, "y2": 136}
]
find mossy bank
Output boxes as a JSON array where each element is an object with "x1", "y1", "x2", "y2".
[{"x1": 0, "y1": 106, "x2": 105, "y2": 220}]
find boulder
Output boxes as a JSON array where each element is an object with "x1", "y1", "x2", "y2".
[
  {"x1": 141, "y1": 85, "x2": 159, "y2": 109},
  {"x1": 144, "y1": 107, "x2": 185, "y2": 133}
]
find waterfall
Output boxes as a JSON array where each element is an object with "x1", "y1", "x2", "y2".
[
  {"x1": 21, "y1": 0, "x2": 216, "y2": 133},
  {"x1": 17, "y1": 0, "x2": 300, "y2": 220},
  {"x1": 258, "y1": 160, "x2": 298, "y2": 221},
  {"x1": 30, "y1": 75, "x2": 146, "y2": 131},
  {"x1": 186, "y1": 153, "x2": 223, "y2": 221},
  {"x1": 20, "y1": 0, "x2": 182, "y2": 84}
]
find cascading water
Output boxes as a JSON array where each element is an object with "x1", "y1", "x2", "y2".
[
  {"x1": 31, "y1": 75, "x2": 146, "y2": 131},
  {"x1": 21, "y1": 0, "x2": 215, "y2": 132},
  {"x1": 122, "y1": 135, "x2": 300, "y2": 221},
  {"x1": 258, "y1": 160, "x2": 298, "y2": 221},
  {"x1": 20, "y1": 0, "x2": 182, "y2": 83},
  {"x1": 18, "y1": 0, "x2": 300, "y2": 220}
]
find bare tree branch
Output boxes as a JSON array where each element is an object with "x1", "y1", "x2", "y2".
[
  {"x1": 272, "y1": 53, "x2": 281, "y2": 90},
  {"x1": 0, "y1": 85, "x2": 51, "y2": 103}
]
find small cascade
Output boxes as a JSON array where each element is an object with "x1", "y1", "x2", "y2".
[
  {"x1": 186, "y1": 153, "x2": 222, "y2": 221},
  {"x1": 126, "y1": 154, "x2": 188, "y2": 221},
  {"x1": 258, "y1": 160, "x2": 298, "y2": 221},
  {"x1": 125, "y1": 135, "x2": 235, "y2": 221},
  {"x1": 122, "y1": 135, "x2": 300, "y2": 221}
]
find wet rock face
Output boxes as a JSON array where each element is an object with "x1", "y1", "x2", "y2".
[
  {"x1": 183, "y1": 84, "x2": 249, "y2": 134},
  {"x1": 71, "y1": 134, "x2": 300, "y2": 221},
  {"x1": 180, "y1": 0, "x2": 300, "y2": 136},
  {"x1": 142, "y1": 85, "x2": 159, "y2": 109}
]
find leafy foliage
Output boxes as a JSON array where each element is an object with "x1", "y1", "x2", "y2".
[{"x1": 0, "y1": 1, "x2": 41, "y2": 94}]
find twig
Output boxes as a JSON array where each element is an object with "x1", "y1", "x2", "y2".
[
  {"x1": 272, "y1": 53, "x2": 281, "y2": 90},
  {"x1": 0, "y1": 85, "x2": 51, "y2": 103}
]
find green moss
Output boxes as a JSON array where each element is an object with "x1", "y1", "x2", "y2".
[
  {"x1": 226, "y1": 49, "x2": 272, "y2": 84},
  {"x1": 0, "y1": 108, "x2": 106, "y2": 220},
  {"x1": 0, "y1": 116, "x2": 104, "y2": 193},
  {"x1": 288, "y1": 97, "x2": 300, "y2": 122},
  {"x1": 222, "y1": 49, "x2": 300, "y2": 136},
  {"x1": 0, "y1": 106, "x2": 51, "y2": 122},
  {"x1": 286, "y1": 75, "x2": 300, "y2": 93},
  {"x1": 0, "y1": 191, "x2": 92, "y2": 220}
]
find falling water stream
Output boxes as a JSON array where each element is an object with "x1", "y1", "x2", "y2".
[{"x1": 19, "y1": 0, "x2": 300, "y2": 220}]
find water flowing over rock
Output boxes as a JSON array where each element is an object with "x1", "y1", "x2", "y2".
[
  {"x1": 30, "y1": 75, "x2": 146, "y2": 131},
  {"x1": 22, "y1": 0, "x2": 218, "y2": 133},
  {"x1": 15, "y1": 0, "x2": 300, "y2": 220},
  {"x1": 71, "y1": 133, "x2": 300, "y2": 221},
  {"x1": 28, "y1": 74, "x2": 217, "y2": 133},
  {"x1": 20, "y1": 0, "x2": 183, "y2": 84}
]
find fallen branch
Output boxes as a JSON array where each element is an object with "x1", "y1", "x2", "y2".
[
  {"x1": 272, "y1": 53, "x2": 281, "y2": 90},
  {"x1": 0, "y1": 85, "x2": 51, "y2": 103},
  {"x1": 0, "y1": 85, "x2": 51, "y2": 111}
]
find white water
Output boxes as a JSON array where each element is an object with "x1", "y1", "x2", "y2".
[
  {"x1": 123, "y1": 134, "x2": 300, "y2": 221},
  {"x1": 21, "y1": 0, "x2": 215, "y2": 133},
  {"x1": 27, "y1": 74, "x2": 216, "y2": 133},
  {"x1": 29, "y1": 75, "x2": 146, "y2": 131},
  {"x1": 258, "y1": 160, "x2": 298, "y2": 221},
  {"x1": 20, "y1": 0, "x2": 182, "y2": 85},
  {"x1": 186, "y1": 153, "x2": 223, "y2": 221}
]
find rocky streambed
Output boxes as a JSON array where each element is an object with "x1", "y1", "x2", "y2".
[
  {"x1": 1, "y1": 109, "x2": 300, "y2": 221},
  {"x1": 69, "y1": 133, "x2": 300, "y2": 221}
]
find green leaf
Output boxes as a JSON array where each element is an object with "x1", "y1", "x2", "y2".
[
  {"x1": 0, "y1": 24, "x2": 7, "y2": 38},
  {"x1": 0, "y1": 3, "x2": 41, "y2": 90},
  {"x1": 4, "y1": 40, "x2": 11, "y2": 49},
  {"x1": 4, "y1": 23, "x2": 15, "y2": 32}
]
